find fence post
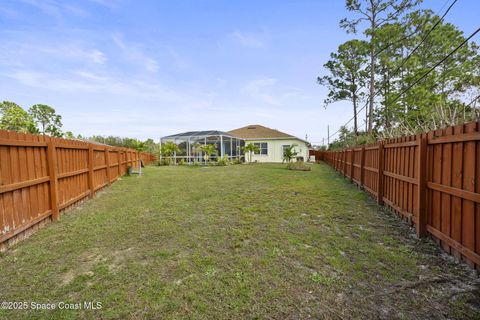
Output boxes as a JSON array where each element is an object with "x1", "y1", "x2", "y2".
[
  {"x1": 47, "y1": 141, "x2": 59, "y2": 221},
  {"x1": 105, "y1": 147, "x2": 111, "y2": 186},
  {"x1": 350, "y1": 148, "x2": 355, "y2": 182},
  {"x1": 339, "y1": 151, "x2": 341, "y2": 172},
  {"x1": 377, "y1": 143, "x2": 384, "y2": 205},
  {"x1": 343, "y1": 150, "x2": 347, "y2": 176},
  {"x1": 360, "y1": 146, "x2": 365, "y2": 187},
  {"x1": 338, "y1": 151, "x2": 340, "y2": 171},
  {"x1": 88, "y1": 144, "x2": 94, "y2": 198},
  {"x1": 416, "y1": 135, "x2": 428, "y2": 237},
  {"x1": 117, "y1": 150, "x2": 121, "y2": 177}
]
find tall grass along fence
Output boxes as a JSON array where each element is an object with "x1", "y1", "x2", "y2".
[
  {"x1": 0, "y1": 130, "x2": 156, "y2": 250},
  {"x1": 322, "y1": 121, "x2": 480, "y2": 269}
]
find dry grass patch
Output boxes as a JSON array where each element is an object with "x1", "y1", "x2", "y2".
[{"x1": 0, "y1": 164, "x2": 478, "y2": 319}]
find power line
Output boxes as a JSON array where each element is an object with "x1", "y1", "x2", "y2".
[
  {"x1": 325, "y1": 1, "x2": 458, "y2": 142},
  {"x1": 465, "y1": 94, "x2": 480, "y2": 109},
  {"x1": 390, "y1": 0, "x2": 458, "y2": 77},
  {"x1": 324, "y1": 25, "x2": 480, "y2": 142},
  {"x1": 323, "y1": 1, "x2": 460, "y2": 142},
  {"x1": 389, "y1": 26, "x2": 480, "y2": 105},
  {"x1": 374, "y1": 0, "x2": 452, "y2": 58}
]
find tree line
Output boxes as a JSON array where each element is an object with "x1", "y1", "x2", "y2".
[
  {"x1": 0, "y1": 100, "x2": 158, "y2": 153},
  {"x1": 319, "y1": 0, "x2": 480, "y2": 148},
  {"x1": 87, "y1": 136, "x2": 158, "y2": 154},
  {"x1": 0, "y1": 101, "x2": 63, "y2": 136}
]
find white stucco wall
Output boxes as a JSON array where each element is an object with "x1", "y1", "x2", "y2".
[{"x1": 245, "y1": 139, "x2": 309, "y2": 163}]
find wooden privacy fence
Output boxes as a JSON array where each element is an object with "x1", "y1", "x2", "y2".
[
  {"x1": 322, "y1": 121, "x2": 480, "y2": 269},
  {"x1": 0, "y1": 130, "x2": 156, "y2": 249},
  {"x1": 309, "y1": 150, "x2": 324, "y2": 162}
]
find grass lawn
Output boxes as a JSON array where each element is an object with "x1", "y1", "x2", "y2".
[{"x1": 0, "y1": 163, "x2": 479, "y2": 319}]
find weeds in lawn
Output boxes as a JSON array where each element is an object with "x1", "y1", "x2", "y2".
[
  {"x1": 204, "y1": 266, "x2": 217, "y2": 277},
  {"x1": 0, "y1": 164, "x2": 478, "y2": 319},
  {"x1": 286, "y1": 161, "x2": 311, "y2": 171},
  {"x1": 311, "y1": 272, "x2": 337, "y2": 285}
]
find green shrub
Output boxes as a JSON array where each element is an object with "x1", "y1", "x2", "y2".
[
  {"x1": 157, "y1": 158, "x2": 170, "y2": 166},
  {"x1": 282, "y1": 144, "x2": 298, "y2": 163},
  {"x1": 217, "y1": 156, "x2": 229, "y2": 166},
  {"x1": 286, "y1": 161, "x2": 311, "y2": 171}
]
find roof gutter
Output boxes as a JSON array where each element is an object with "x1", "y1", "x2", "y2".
[{"x1": 243, "y1": 137, "x2": 309, "y2": 144}]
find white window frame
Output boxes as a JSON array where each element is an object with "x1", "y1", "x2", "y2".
[
  {"x1": 282, "y1": 145, "x2": 291, "y2": 155},
  {"x1": 254, "y1": 142, "x2": 268, "y2": 156}
]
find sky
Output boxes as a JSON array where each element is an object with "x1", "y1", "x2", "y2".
[{"x1": 0, "y1": 0, "x2": 479, "y2": 144}]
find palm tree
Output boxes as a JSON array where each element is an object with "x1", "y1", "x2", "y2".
[
  {"x1": 198, "y1": 144, "x2": 217, "y2": 164},
  {"x1": 242, "y1": 143, "x2": 259, "y2": 163},
  {"x1": 282, "y1": 144, "x2": 298, "y2": 163},
  {"x1": 161, "y1": 141, "x2": 180, "y2": 165}
]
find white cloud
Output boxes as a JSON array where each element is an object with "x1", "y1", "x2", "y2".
[
  {"x1": 5, "y1": 70, "x2": 100, "y2": 92},
  {"x1": 20, "y1": 0, "x2": 89, "y2": 19},
  {"x1": 3, "y1": 68, "x2": 211, "y2": 107},
  {"x1": 20, "y1": 0, "x2": 61, "y2": 18},
  {"x1": 229, "y1": 31, "x2": 266, "y2": 48},
  {"x1": 216, "y1": 78, "x2": 227, "y2": 87},
  {"x1": 47, "y1": 44, "x2": 107, "y2": 64},
  {"x1": 0, "y1": 6, "x2": 21, "y2": 19},
  {"x1": 112, "y1": 34, "x2": 159, "y2": 72},
  {"x1": 0, "y1": 40, "x2": 107, "y2": 66},
  {"x1": 243, "y1": 77, "x2": 280, "y2": 105},
  {"x1": 167, "y1": 46, "x2": 189, "y2": 70},
  {"x1": 87, "y1": 0, "x2": 123, "y2": 9},
  {"x1": 89, "y1": 50, "x2": 108, "y2": 64},
  {"x1": 243, "y1": 77, "x2": 314, "y2": 106}
]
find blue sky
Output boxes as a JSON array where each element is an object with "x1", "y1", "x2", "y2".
[{"x1": 1, "y1": 0, "x2": 478, "y2": 144}]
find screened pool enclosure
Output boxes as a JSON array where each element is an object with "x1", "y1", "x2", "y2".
[{"x1": 160, "y1": 131, "x2": 245, "y2": 164}]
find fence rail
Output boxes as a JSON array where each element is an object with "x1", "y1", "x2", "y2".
[
  {"x1": 322, "y1": 121, "x2": 480, "y2": 269},
  {"x1": 0, "y1": 130, "x2": 156, "y2": 249}
]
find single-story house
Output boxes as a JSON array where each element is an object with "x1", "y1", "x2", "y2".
[{"x1": 228, "y1": 124, "x2": 309, "y2": 163}]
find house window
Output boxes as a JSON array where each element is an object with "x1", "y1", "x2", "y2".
[{"x1": 254, "y1": 142, "x2": 268, "y2": 155}]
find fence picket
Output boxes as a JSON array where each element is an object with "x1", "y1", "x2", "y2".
[
  {"x1": 416, "y1": 135, "x2": 427, "y2": 237},
  {"x1": 47, "y1": 141, "x2": 59, "y2": 221},
  {"x1": 88, "y1": 145, "x2": 94, "y2": 198},
  {"x1": 377, "y1": 143, "x2": 384, "y2": 205},
  {"x1": 322, "y1": 120, "x2": 480, "y2": 269},
  {"x1": 0, "y1": 129, "x2": 155, "y2": 249}
]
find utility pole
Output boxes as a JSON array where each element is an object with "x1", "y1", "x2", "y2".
[{"x1": 327, "y1": 125, "x2": 330, "y2": 150}]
